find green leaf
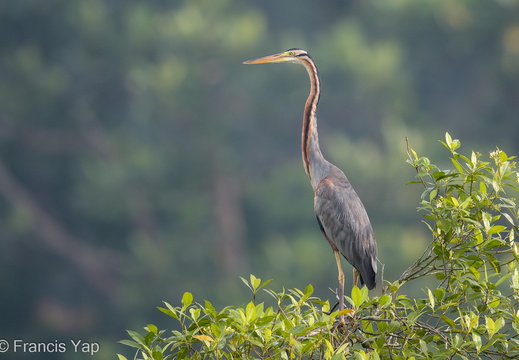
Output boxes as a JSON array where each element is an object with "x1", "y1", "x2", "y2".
[
  {"x1": 445, "y1": 132, "x2": 453, "y2": 148},
  {"x1": 435, "y1": 272, "x2": 446, "y2": 280},
  {"x1": 429, "y1": 188, "x2": 438, "y2": 201},
  {"x1": 473, "y1": 333, "x2": 482, "y2": 353},
  {"x1": 260, "y1": 278, "x2": 273, "y2": 290},
  {"x1": 503, "y1": 212, "x2": 515, "y2": 226},
  {"x1": 182, "y1": 292, "x2": 193, "y2": 307},
  {"x1": 378, "y1": 294, "x2": 391, "y2": 308},
  {"x1": 240, "y1": 276, "x2": 252, "y2": 291},
  {"x1": 470, "y1": 151, "x2": 478, "y2": 168},
  {"x1": 486, "y1": 317, "x2": 496, "y2": 337},
  {"x1": 245, "y1": 301, "x2": 256, "y2": 321},
  {"x1": 495, "y1": 272, "x2": 512, "y2": 287},
  {"x1": 157, "y1": 306, "x2": 177, "y2": 319},
  {"x1": 203, "y1": 300, "x2": 216, "y2": 317},
  {"x1": 419, "y1": 339, "x2": 428, "y2": 354},
  {"x1": 289, "y1": 324, "x2": 307, "y2": 335},
  {"x1": 499, "y1": 150, "x2": 508, "y2": 162},
  {"x1": 451, "y1": 158, "x2": 465, "y2": 174},
  {"x1": 488, "y1": 296, "x2": 501, "y2": 309},
  {"x1": 152, "y1": 348, "x2": 163, "y2": 360},
  {"x1": 479, "y1": 181, "x2": 487, "y2": 195},
  {"x1": 177, "y1": 347, "x2": 188, "y2": 359},
  {"x1": 331, "y1": 354, "x2": 346, "y2": 360},
  {"x1": 432, "y1": 171, "x2": 446, "y2": 180},
  {"x1": 494, "y1": 317, "x2": 505, "y2": 333},
  {"x1": 444, "y1": 132, "x2": 460, "y2": 151},
  {"x1": 427, "y1": 289, "x2": 435, "y2": 308},
  {"x1": 406, "y1": 180, "x2": 424, "y2": 186},
  {"x1": 256, "y1": 315, "x2": 276, "y2": 326},
  {"x1": 146, "y1": 324, "x2": 158, "y2": 335},
  {"x1": 487, "y1": 225, "x2": 507, "y2": 235},
  {"x1": 118, "y1": 340, "x2": 141, "y2": 349},
  {"x1": 250, "y1": 274, "x2": 261, "y2": 292},
  {"x1": 351, "y1": 286, "x2": 362, "y2": 308},
  {"x1": 143, "y1": 331, "x2": 154, "y2": 345},
  {"x1": 387, "y1": 320, "x2": 400, "y2": 333},
  {"x1": 440, "y1": 315, "x2": 456, "y2": 328},
  {"x1": 434, "y1": 288, "x2": 445, "y2": 302},
  {"x1": 468, "y1": 266, "x2": 480, "y2": 280},
  {"x1": 438, "y1": 302, "x2": 460, "y2": 311},
  {"x1": 126, "y1": 330, "x2": 146, "y2": 346},
  {"x1": 407, "y1": 311, "x2": 420, "y2": 325},
  {"x1": 453, "y1": 334, "x2": 463, "y2": 349},
  {"x1": 189, "y1": 307, "x2": 201, "y2": 321}
]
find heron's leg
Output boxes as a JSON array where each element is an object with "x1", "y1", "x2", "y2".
[
  {"x1": 333, "y1": 250, "x2": 345, "y2": 312},
  {"x1": 353, "y1": 268, "x2": 359, "y2": 288}
]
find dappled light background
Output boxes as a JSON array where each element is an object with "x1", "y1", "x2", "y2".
[{"x1": 1, "y1": 0, "x2": 518, "y2": 359}]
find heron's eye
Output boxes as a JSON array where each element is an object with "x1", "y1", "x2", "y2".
[{"x1": 287, "y1": 51, "x2": 295, "y2": 56}]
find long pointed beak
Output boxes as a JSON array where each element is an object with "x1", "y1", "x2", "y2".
[{"x1": 243, "y1": 52, "x2": 287, "y2": 65}]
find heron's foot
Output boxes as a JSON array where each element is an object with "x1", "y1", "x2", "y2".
[
  {"x1": 333, "y1": 306, "x2": 357, "y2": 332},
  {"x1": 333, "y1": 315, "x2": 355, "y2": 334},
  {"x1": 333, "y1": 315, "x2": 346, "y2": 328}
]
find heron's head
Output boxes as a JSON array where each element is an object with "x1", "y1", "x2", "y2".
[{"x1": 243, "y1": 48, "x2": 310, "y2": 65}]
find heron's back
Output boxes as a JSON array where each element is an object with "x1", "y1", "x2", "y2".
[{"x1": 313, "y1": 166, "x2": 377, "y2": 289}]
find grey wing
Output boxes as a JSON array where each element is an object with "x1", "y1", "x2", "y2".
[{"x1": 314, "y1": 173, "x2": 377, "y2": 289}]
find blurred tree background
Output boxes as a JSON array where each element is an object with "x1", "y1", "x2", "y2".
[{"x1": 0, "y1": 0, "x2": 518, "y2": 358}]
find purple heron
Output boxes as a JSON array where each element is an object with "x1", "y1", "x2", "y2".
[{"x1": 244, "y1": 49, "x2": 378, "y2": 312}]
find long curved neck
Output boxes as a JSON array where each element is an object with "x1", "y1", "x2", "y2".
[{"x1": 300, "y1": 56, "x2": 328, "y2": 189}]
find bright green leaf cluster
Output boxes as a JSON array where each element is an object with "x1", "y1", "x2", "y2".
[
  {"x1": 401, "y1": 133, "x2": 519, "y2": 358},
  {"x1": 119, "y1": 277, "x2": 344, "y2": 359}
]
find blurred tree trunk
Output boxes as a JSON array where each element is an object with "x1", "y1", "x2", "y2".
[{"x1": 212, "y1": 166, "x2": 247, "y2": 276}]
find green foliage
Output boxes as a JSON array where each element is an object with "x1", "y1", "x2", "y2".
[
  {"x1": 119, "y1": 135, "x2": 519, "y2": 359},
  {"x1": 118, "y1": 275, "x2": 373, "y2": 360}
]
